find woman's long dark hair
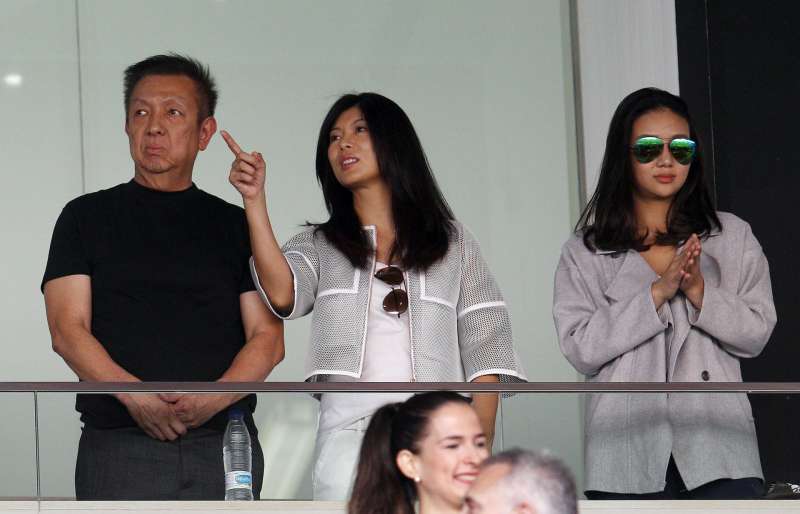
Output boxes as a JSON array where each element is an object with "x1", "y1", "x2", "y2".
[
  {"x1": 576, "y1": 87, "x2": 720, "y2": 251},
  {"x1": 314, "y1": 92, "x2": 455, "y2": 270},
  {"x1": 348, "y1": 392, "x2": 471, "y2": 514}
]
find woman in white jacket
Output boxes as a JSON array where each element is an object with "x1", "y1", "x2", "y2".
[{"x1": 223, "y1": 92, "x2": 525, "y2": 500}]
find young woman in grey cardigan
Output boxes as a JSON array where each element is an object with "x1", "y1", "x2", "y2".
[
  {"x1": 223, "y1": 92, "x2": 525, "y2": 500},
  {"x1": 553, "y1": 88, "x2": 776, "y2": 499}
]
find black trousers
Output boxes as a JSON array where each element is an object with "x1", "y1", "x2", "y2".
[
  {"x1": 586, "y1": 456, "x2": 764, "y2": 500},
  {"x1": 75, "y1": 425, "x2": 264, "y2": 500}
]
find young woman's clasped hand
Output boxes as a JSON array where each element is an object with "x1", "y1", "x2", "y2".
[{"x1": 651, "y1": 233, "x2": 704, "y2": 310}]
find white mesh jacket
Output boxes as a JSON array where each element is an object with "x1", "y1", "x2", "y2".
[{"x1": 251, "y1": 222, "x2": 527, "y2": 384}]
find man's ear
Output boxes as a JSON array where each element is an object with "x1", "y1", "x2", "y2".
[
  {"x1": 396, "y1": 449, "x2": 420, "y2": 481},
  {"x1": 198, "y1": 116, "x2": 217, "y2": 151}
]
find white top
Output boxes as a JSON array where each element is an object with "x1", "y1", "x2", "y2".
[{"x1": 318, "y1": 262, "x2": 413, "y2": 434}]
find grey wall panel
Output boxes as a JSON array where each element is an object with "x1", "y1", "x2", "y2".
[
  {"x1": 575, "y1": 0, "x2": 680, "y2": 203},
  {"x1": 0, "y1": 1, "x2": 84, "y2": 499}
]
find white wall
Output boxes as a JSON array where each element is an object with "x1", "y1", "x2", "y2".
[
  {"x1": 1, "y1": 0, "x2": 582, "y2": 499},
  {"x1": 0, "y1": 0, "x2": 84, "y2": 498},
  {"x1": 574, "y1": 0, "x2": 680, "y2": 201}
]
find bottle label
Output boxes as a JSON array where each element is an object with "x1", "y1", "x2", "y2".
[{"x1": 225, "y1": 471, "x2": 253, "y2": 490}]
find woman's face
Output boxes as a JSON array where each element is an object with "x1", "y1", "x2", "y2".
[
  {"x1": 327, "y1": 106, "x2": 381, "y2": 190},
  {"x1": 630, "y1": 108, "x2": 692, "y2": 202},
  {"x1": 399, "y1": 402, "x2": 489, "y2": 510}
]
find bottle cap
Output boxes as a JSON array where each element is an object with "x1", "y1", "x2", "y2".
[{"x1": 228, "y1": 407, "x2": 245, "y2": 419}]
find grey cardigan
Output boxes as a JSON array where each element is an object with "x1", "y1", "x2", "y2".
[
  {"x1": 252, "y1": 221, "x2": 526, "y2": 384},
  {"x1": 553, "y1": 212, "x2": 776, "y2": 494}
]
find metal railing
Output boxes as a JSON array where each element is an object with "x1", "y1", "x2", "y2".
[
  {"x1": 3, "y1": 381, "x2": 800, "y2": 393},
  {"x1": 4, "y1": 381, "x2": 800, "y2": 501}
]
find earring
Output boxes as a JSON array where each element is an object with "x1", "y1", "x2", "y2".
[{"x1": 414, "y1": 476, "x2": 421, "y2": 483}]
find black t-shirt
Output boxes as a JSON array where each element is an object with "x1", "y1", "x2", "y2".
[{"x1": 42, "y1": 180, "x2": 257, "y2": 430}]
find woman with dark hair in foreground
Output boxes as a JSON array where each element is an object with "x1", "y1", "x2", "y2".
[
  {"x1": 349, "y1": 391, "x2": 488, "y2": 514},
  {"x1": 553, "y1": 87, "x2": 776, "y2": 499},
  {"x1": 224, "y1": 92, "x2": 525, "y2": 499}
]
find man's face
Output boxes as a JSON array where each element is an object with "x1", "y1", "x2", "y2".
[
  {"x1": 463, "y1": 463, "x2": 516, "y2": 514},
  {"x1": 125, "y1": 74, "x2": 215, "y2": 177}
]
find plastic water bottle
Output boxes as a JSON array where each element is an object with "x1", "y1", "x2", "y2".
[{"x1": 223, "y1": 408, "x2": 253, "y2": 501}]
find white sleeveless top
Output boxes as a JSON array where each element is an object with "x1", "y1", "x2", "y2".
[{"x1": 318, "y1": 262, "x2": 413, "y2": 433}]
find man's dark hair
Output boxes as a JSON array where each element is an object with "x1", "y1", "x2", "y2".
[{"x1": 123, "y1": 53, "x2": 218, "y2": 120}]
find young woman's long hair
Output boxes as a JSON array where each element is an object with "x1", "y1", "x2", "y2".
[
  {"x1": 576, "y1": 87, "x2": 720, "y2": 252},
  {"x1": 314, "y1": 92, "x2": 455, "y2": 270},
  {"x1": 348, "y1": 392, "x2": 471, "y2": 514}
]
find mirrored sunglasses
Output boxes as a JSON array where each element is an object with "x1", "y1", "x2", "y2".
[{"x1": 631, "y1": 136, "x2": 696, "y2": 165}]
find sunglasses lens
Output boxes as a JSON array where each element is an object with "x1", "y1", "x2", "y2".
[
  {"x1": 669, "y1": 138, "x2": 696, "y2": 165},
  {"x1": 632, "y1": 137, "x2": 664, "y2": 163},
  {"x1": 375, "y1": 266, "x2": 404, "y2": 286},
  {"x1": 383, "y1": 289, "x2": 408, "y2": 314}
]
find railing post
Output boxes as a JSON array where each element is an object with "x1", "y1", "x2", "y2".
[{"x1": 34, "y1": 391, "x2": 41, "y2": 501}]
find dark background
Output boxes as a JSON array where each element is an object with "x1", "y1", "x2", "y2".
[{"x1": 676, "y1": 0, "x2": 800, "y2": 484}]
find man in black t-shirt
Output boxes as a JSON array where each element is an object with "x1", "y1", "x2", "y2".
[{"x1": 42, "y1": 54, "x2": 284, "y2": 500}]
